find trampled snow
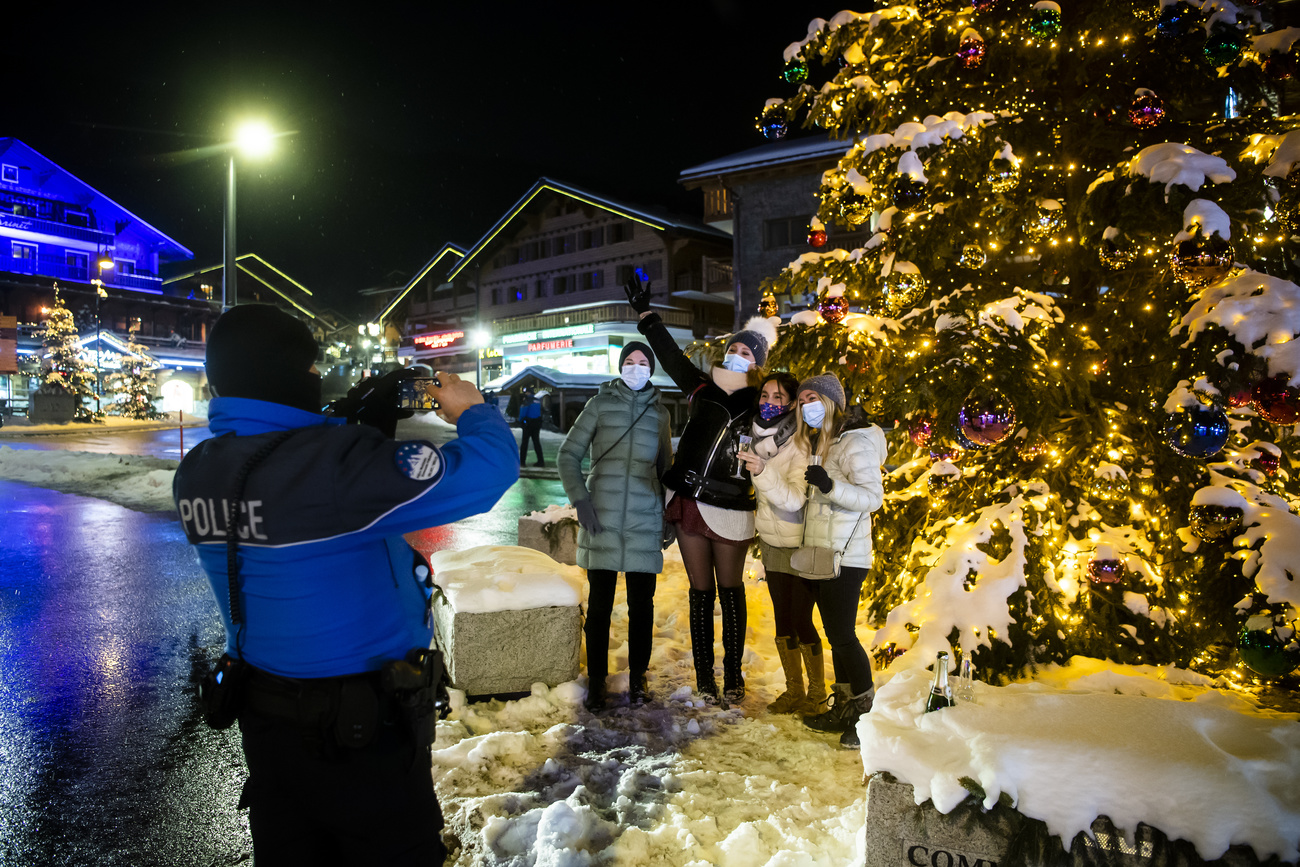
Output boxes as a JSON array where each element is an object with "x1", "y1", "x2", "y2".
[
  {"x1": 427, "y1": 545, "x2": 583, "y2": 613},
  {"x1": 1, "y1": 448, "x2": 1297, "y2": 865}
]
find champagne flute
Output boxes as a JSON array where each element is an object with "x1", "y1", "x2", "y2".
[{"x1": 734, "y1": 434, "x2": 753, "y2": 479}]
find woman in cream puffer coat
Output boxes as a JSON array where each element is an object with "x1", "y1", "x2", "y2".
[
  {"x1": 739, "y1": 372, "x2": 827, "y2": 715},
  {"x1": 792, "y1": 373, "x2": 886, "y2": 750}
]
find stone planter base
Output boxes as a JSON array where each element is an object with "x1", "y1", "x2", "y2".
[
  {"x1": 517, "y1": 507, "x2": 578, "y2": 566},
  {"x1": 433, "y1": 598, "x2": 580, "y2": 697},
  {"x1": 865, "y1": 775, "x2": 1271, "y2": 867},
  {"x1": 28, "y1": 392, "x2": 76, "y2": 424}
]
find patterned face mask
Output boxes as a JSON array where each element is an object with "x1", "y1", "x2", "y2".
[{"x1": 758, "y1": 402, "x2": 786, "y2": 422}]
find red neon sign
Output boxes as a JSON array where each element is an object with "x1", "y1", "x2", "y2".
[
  {"x1": 414, "y1": 330, "x2": 465, "y2": 350},
  {"x1": 528, "y1": 339, "x2": 574, "y2": 352}
]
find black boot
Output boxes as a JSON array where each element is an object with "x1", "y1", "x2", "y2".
[
  {"x1": 803, "y1": 683, "x2": 853, "y2": 732},
  {"x1": 688, "y1": 588, "x2": 718, "y2": 701},
  {"x1": 629, "y1": 671, "x2": 650, "y2": 706},
  {"x1": 838, "y1": 687, "x2": 876, "y2": 749},
  {"x1": 718, "y1": 585, "x2": 747, "y2": 705}
]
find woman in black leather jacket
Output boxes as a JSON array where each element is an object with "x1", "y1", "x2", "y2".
[{"x1": 625, "y1": 275, "x2": 775, "y2": 704}]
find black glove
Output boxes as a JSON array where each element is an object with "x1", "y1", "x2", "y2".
[
  {"x1": 805, "y1": 464, "x2": 833, "y2": 494},
  {"x1": 623, "y1": 274, "x2": 652, "y2": 314},
  {"x1": 329, "y1": 368, "x2": 417, "y2": 438},
  {"x1": 574, "y1": 499, "x2": 604, "y2": 534}
]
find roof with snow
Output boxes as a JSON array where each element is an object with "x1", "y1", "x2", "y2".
[
  {"x1": 372, "y1": 242, "x2": 466, "y2": 324},
  {"x1": 678, "y1": 134, "x2": 853, "y2": 186},
  {"x1": 0, "y1": 138, "x2": 192, "y2": 261},
  {"x1": 446, "y1": 178, "x2": 730, "y2": 281}
]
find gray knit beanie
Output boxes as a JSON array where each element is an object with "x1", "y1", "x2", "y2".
[
  {"x1": 726, "y1": 316, "x2": 779, "y2": 368},
  {"x1": 797, "y1": 373, "x2": 846, "y2": 410}
]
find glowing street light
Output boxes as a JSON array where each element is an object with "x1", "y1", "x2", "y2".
[{"x1": 223, "y1": 120, "x2": 278, "y2": 310}]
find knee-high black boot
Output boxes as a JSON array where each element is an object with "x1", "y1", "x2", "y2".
[
  {"x1": 718, "y1": 585, "x2": 746, "y2": 704},
  {"x1": 688, "y1": 588, "x2": 718, "y2": 700}
]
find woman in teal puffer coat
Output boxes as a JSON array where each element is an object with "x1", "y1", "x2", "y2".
[{"x1": 558, "y1": 342, "x2": 672, "y2": 712}]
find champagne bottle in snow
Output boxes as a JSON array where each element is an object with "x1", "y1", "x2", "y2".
[{"x1": 925, "y1": 652, "x2": 953, "y2": 712}]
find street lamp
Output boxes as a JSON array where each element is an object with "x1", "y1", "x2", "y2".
[
  {"x1": 472, "y1": 327, "x2": 491, "y2": 389},
  {"x1": 93, "y1": 252, "x2": 113, "y2": 413},
  {"x1": 223, "y1": 121, "x2": 277, "y2": 311}
]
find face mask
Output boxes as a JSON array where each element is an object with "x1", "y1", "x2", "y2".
[
  {"x1": 758, "y1": 402, "x2": 786, "y2": 422},
  {"x1": 801, "y1": 401, "x2": 826, "y2": 429},
  {"x1": 722, "y1": 353, "x2": 752, "y2": 374},
  {"x1": 621, "y1": 364, "x2": 652, "y2": 391}
]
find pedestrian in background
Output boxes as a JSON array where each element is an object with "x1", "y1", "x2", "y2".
[
  {"x1": 626, "y1": 273, "x2": 774, "y2": 705},
  {"x1": 736, "y1": 371, "x2": 827, "y2": 715},
  {"x1": 518, "y1": 389, "x2": 544, "y2": 467},
  {"x1": 558, "y1": 342, "x2": 671, "y2": 711},
  {"x1": 792, "y1": 373, "x2": 887, "y2": 748}
]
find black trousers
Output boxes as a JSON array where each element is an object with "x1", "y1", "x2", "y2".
[
  {"x1": 238, "y1": 710, "x2": 446, "y2": 866},
  {"x1": 805, "y1": 566, "x2": 874, "y2": 695},
  {"x1": 519, "y1": 418, "x2": 543, "y2": 464},
  {"x1": 585, "y1": 569, "x2": 657, "y2": 684}
]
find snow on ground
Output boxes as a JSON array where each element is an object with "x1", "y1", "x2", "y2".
[
  {"x1": 0, "y1": 413, "x2": 202, "y2": 436},
  {"x1": 2, "y1": 447, "x2": 1297, "y2": 865}
]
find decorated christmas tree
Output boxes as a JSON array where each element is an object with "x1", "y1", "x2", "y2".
[
  {"x1": 745, "y1": 2, "x2": 1300, "y2": 687},
  {"x1": 37, "y1": 285, "x2": 102, "y2": 423},
  {"x1": 104, "y1": 336, "x2": 163, "y2": 420}
]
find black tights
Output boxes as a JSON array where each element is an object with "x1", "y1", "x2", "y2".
[
  {"x1": 807, "y1": 566, "x2": 873, "y2": 695},
  {"x1": 676, "y1": 530, "x2": 748, "y2": 592},
  {"x1": 585, "y1": 570, "x2": 657, "y2": 684},
  {"x1": 766, "y1": 569, "x2": 820, "y2": 645}
]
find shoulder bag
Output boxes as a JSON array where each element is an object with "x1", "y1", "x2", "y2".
[{"x1": 789, "y1": 480, "x2": 865, "y2": 581}]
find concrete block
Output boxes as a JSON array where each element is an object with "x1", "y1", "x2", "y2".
[
  {"x1": 864, "y1": 775, "x2": 1266, "y2": 867},
  {"x1": 517, "y1": 506, "x2": 578, "y2": 566},
  {"x1": 432, "y1": 598, "x2": 580, "y2": 696}
]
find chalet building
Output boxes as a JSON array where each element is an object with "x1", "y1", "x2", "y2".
[
  {"x1": 0, "y1": 138, "x2": 212, "y2": 412},
  {"x1": 679, "y1": 135, "x2": 868, "y2": 325},
  {"x1": 378, "y1": 179, "x2": 734, "y2": 430}
]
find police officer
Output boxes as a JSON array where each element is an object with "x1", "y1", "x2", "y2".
[{"x1": 174, "y1": 304, "x2": 518, "y2": 865}]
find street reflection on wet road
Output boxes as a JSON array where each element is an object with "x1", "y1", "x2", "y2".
[{"x1": 0, "y1": 446, "x2": 567, "y2": 864}]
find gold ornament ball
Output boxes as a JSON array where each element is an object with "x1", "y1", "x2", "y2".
[
  {"x1": 959, "y1": 243, "x2": 987, "y2": 268},
  {"x1": 883, "y1": 270, "x2": 927, "y2": 314},
  {"x1": 1024, "y1": 203, "x2": 1065, "y2": 241},
  {"x1": 1088, "y1": 473, "x2": 1131, "y2": 503},
  {"x1": 1171, "y1": 231, "x2": 1233, "y2": 287},
  {"x1": 839, "y1": 192, "x2": 872, "y2": 228},
  {"x1": 986, "y1": 157, "x2": 1020, "y2": 193},
  {"x1": 758, "y1": 293, "x2": 779, "y2": 318},
  {"x1": 1099, "y1": 239, "x2": 1138, "y2": 270}
]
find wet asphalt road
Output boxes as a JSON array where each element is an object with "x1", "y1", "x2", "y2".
[{"x1": 0, "y1": 427, "x2": 565, "y2": 865}]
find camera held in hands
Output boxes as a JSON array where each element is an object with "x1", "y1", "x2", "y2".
[{"x1": 398, "y1": 375, "x2": 442, "y2": 412}]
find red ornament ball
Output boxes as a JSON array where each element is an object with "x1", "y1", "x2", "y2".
[
  {"x1": 808, "y1": 229, "x2": 828, "y2": 248},
  {"x1": 958, "y1": 36, "x2": 986, "y2": 69},
  {"x1": 1128, "y1": 91, "x2": 1166, "y2": 128},
  {"x1": 818, "y1": 292, "x2": 849, "y2": 324},
  {"x1": 909, "y1": 416, "x2": 935, "y2": 448},
  {"x1": 1253, "y1": 449, "x2": 1281, "y2": 477},
  {"x1": 1087, "y1": 558, "x2": 1126, "y2": 585},
  {"x1": 1253, "y1": 376, "x2": 1300, "y2": 425},
  {"x1": 1228, "y1": 385, "x2": 1254, "y2": 409}
]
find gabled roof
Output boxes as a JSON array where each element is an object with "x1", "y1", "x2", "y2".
[
  {"x1": 0, "y1": 138, "x2": 193, "y2": 260},
  {"x1": 678, "y1": 134, "x2": 854, "y2": 186},
  {"x1": 373, "y1": 242, "x2": 466, "y2": 324},
  {"x1": 164, "y1": 253, "x2": 319, "y2": 320},
  {"x1": 446, "y1": 177, "x2": 730, "y2": 281}
]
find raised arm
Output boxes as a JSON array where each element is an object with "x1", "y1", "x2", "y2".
[{"x1": 624, "y1": 276, "x2": 708, "y2": 394}]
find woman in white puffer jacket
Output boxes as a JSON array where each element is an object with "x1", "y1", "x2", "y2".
[
  {"x1": 737, "y1": 372, "x2": 826, "y2": 716},
  {"x1": 791, "y1": 373, "x2": 886, "y2": 750}
]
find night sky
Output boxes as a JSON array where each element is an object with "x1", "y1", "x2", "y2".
[{"x1": 9, "y1": 2, "x2": 822, "y2": 315}]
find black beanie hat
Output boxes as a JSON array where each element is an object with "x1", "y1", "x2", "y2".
[
  {"x1": 618, "y1": 341, "x2": 656, "y2": 375},
  {"x1": 206, "y1": 304, "x2": 322, "y2": 413}
]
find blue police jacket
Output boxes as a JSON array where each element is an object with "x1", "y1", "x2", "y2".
[
  {"x1": 519, "y1": 401, "x2": 542, "y2": 421},
  {"x1": 173, "y1": 397, "x2": 519, "y2": 678}
]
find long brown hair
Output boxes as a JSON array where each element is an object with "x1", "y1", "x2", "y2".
[{"x1": 793, "y1": 393, "x2": 844, "y2": 463}]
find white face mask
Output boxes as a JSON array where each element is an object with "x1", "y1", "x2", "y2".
[
  {"x1": 801, "y1": 400, "x2": 826, "y2": 429},
  {"x1": 722, "y1": 353, "x2": 753, "y2": 374},
  {"x1": 621, "y1": 364, "x2": 652, "y2": 391}
]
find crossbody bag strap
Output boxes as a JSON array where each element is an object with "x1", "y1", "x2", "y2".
[
  {"x1": 589, "y1": 400, "x2": 655, "y2": 472},
  {"x1": 227, "y1": 430, "x2": 298, "y2": 656}
]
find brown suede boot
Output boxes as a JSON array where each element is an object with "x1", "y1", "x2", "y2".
[
  {"x1": 799, "y1": 642, "x2": 828, "y2": 715},
  {"x1": 766, "y1": 636, "x2": 806, "y2": 714}
]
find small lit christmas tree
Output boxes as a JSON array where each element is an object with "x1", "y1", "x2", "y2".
[
  {"x1": 37, "y1": 285, "x2": 102, "y2": 423},
  {"x1": 105, "y1": 336, "x2": 163, "y2": 420},
  {"x1": 746, "y1": 3, "x2": 1300, "y2": 687}
]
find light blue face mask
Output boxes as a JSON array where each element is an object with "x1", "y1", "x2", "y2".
[
  {"x1": 621, "y1": 364, "x2": 652, "y2": 391},
  {"x1": 722, "y1": 353, "x2": 752, "y2": 374},
  {"x1": 801, "y1": 400, "x2": 826, "y2": 429}
]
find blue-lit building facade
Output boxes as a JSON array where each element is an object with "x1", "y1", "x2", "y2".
[{"x1": 0, "y1": 138, "x2": 216, "y2": 411}]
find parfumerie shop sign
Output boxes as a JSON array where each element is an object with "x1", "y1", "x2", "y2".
[{"x1": 501, "y1": 323, "x2": 595, "y2": 346}]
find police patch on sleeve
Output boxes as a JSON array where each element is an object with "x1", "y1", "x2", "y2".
[{"x1": 394, "y1": 442, "x2": 445, "y2": 483}]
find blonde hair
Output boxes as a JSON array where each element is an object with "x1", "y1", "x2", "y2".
[{"x1": 792, "y1": 393, "x2": 843, "y2": 462}]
